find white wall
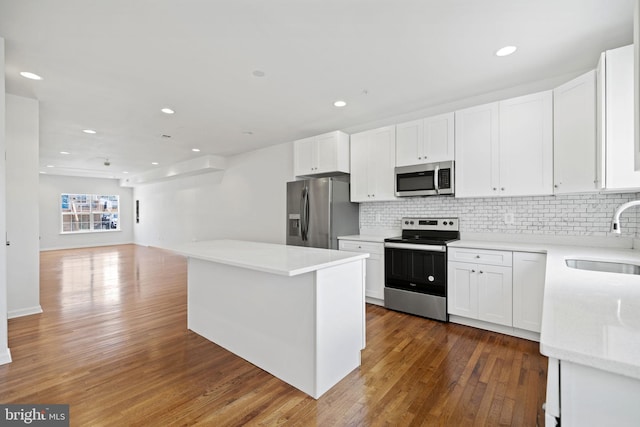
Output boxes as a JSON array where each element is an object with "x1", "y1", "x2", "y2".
[
  {"x1": 6, "y1": 94, "x2": 41, "y2": 318},
  {"x1": 0, "y1": 37, "x2": 11, "y2": 365},
  {"x1": 134, "y1": 141, "x2": 294, "y2": 247},
  {"x1": 39, "y1": 175, "x2": 134, "y2": 250}
]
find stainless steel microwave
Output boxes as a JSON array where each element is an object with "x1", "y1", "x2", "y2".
[{"x1": 395, "y1": 161, "x2": 455, "y2": 197}]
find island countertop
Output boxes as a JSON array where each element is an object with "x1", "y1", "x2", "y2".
[{"x1": 171, "y1": 239, "x2": 369, "y2": 277}]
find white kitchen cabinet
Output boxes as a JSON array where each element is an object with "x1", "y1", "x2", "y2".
[
  {"x1": 553, "y1": 70, "x2": 597, "y2": 194},
  {"x1": 448, "y1": 248, "x2": 513, "y2": 327},
  {"x1": 350, "y1": 126, "x2": 396, "y2": 202},
  {"x1": 339, "y1": 239, "x2": 384, "y2": 305},
  {"x1": 596, "y1": 44, "x2": 640, "y2": 190},
  {"x1": 454, "y1": 102, "x2": 499, "y2": 197},
  {"x1": 545, "y1": 360, "x2": 640, "y2": 426},
  {"x1": 293, "y1": 130, "x2": 350, "y2": 177},
  {"x1": 455, "y1": 91, "x2": 553, "y2": 198},
  {"x1": 512, "y1": 252, "x2": 546, "y2": 333},
  {"x1": 395, "y1": 112, "x2": 454, "y2": 166}
]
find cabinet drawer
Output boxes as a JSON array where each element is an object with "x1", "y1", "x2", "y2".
[
  {"x1": 448, "y1": 247, "x2": 512, "y2": 267},
  {"x1": 339, "y1": 240, "x2": 384, "y2": 255}
]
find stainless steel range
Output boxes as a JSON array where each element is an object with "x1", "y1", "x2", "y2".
[{"x1": 384, "y1": 217, "x2": 459, "y2": 321}]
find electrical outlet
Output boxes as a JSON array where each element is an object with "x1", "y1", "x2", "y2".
[
  {"x1": 504, "y1": 212, "x2": 515, "y2": 225},
  {"x1": 375, "y1": 213, "x2": 381, "y2": 223}
]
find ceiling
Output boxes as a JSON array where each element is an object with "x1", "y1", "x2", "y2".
[{"x1": 0, "y1": 0, "x2": 635, "y2": 180}]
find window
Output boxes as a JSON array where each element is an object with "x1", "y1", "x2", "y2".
[{"x1": 61, "y1": 194, "x2": 120, "y2": 233}]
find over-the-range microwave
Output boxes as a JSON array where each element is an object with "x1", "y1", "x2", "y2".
[{"x1": 395, "y1": 160, "x2": 455, "y2": 197}]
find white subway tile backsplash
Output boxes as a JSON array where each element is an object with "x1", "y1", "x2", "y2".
[{"x1": 360, "y1": 192, "x2": 640, "y2": 237}]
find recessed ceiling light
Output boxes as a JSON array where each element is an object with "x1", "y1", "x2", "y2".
[
  {"x1": 20, "y1": 71, "x2": 43, "y2": 80},
  {"x1": 60, "y1": 151, "x2": 70, "y2": 155},
  {"x1": 83, "y1": 129, "x2": 97, "y2": 134},
  {"x1": 192, "y1": 148, "x2": 201, "y2": 152},
  {"x1": 333, "y1": 100, "x2": 347, "y2": 107},
  {"x1": 39, "y1": 171, "x2": 46, "y2": 174},
  {"x1": 252, "y1": 70, "x2": 266, "y2": 77},
  {"x1": 495, "y1": 45, "x2": 517, "y2": 57},
  {"x1": 46, "y1": 165, "x2": 54, "y2": 168},
  {"x1": 122, "y1": 171, "x2": 129, "y2": 174},
  {"x1": 151, "y1": 162, "x2": 159, "y2": 165},
  {"x1": 161, "y1": 108, "x2": 175, "y2": 114}
]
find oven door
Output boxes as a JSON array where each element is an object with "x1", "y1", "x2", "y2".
[{"x1": 384, "y1": 243, "x2": 447, "y2": 296}]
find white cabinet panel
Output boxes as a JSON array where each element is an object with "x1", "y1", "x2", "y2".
[
  {"x1": 477, "y1": 264, "x2": 512, "y2": 327},
  {"x1": 293, "y1": 130, "x2": 349, "y2": 177},
  {"x1": 553, "y1": 70, "x2": 597, "y2": 193},
  {"x1": 455, "y1": 103, "x2": 499, "y2": 197},
  {"x1": 561, "y1": 361, "x2": 640, "y2": 426},
  {"x1": 513, "y1": 252, "x2": 546, "y2": 333},
  {"x1": 499, "y1": 91, "x2": 553, "y2": 197},
  {"x1": 339, "y1": 240, "x2": 384, "y2": 302},
  {"x1": 598, "y1": 44, "x2": 640, "y2": 190},
  {"x1": 455, "y1": 91, "x2": 553, "y2": 198},
  {"x1": 448, "y1": 248, "x2": 513, "y2": 327},
  {"x1": 396, "y1": 112, "x2": 454, "y2": 166},
  {"x1": 350, "y1": 126, "x2": 396, "y2": 202},
  {"x1": 396, "y1": 119, "x2": 423, "y2": 166},
  {"x1": 448, "y1": 261, "x2": 478, "y2": 319}
]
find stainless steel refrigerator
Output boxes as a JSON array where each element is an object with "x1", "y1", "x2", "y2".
[{"x1": 286, "y1": 178, "x2": 359, "y2": 249}]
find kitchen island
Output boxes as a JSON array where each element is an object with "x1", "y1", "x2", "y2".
[{"x1": 172, "y1": 239, "x2": 368, "y2": 399}]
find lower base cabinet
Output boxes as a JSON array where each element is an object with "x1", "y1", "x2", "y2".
[
  {"x1": 448, "y1": 246, "x2": 546, "y2": 340},
  {"x1": 546, "y1": 358, "x2": 640, "y2": 426},
  {"x1": 339, "y1": 239, "x2": 384, "y2": 305}
]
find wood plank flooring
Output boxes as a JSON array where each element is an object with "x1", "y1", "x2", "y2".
[{"x1": 0, "y1": 244, "x2": 547, "y2": 426}]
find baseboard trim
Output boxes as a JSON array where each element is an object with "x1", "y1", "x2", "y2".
[
  {"x1": 449, "y1": 315, "x2": 540, "y2": 342},
  {"x1": 40, "y1": 241, "x2": 136, "y2": 251},
  {"x1": 8, "y1": 305, "x2": 43, "y2": 319}
]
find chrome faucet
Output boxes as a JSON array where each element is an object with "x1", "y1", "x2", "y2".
[{"x1": 611, "y1": 200, "x2": 640, "y2": 233}]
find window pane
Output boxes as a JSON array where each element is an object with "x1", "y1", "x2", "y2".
[{"x1": 61, "y1": 193, "x2": 121, "y2": 233}]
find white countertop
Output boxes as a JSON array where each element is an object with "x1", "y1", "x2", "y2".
[
  {"x1": 338, "y1": 234, "x2": 394, "y2": 243},
  {"x1": 453, "y1": 237, "x2": 640, "y2": 380},
  {"x1": 171, "y1": 239, "x2": 369, "y2": 277}
]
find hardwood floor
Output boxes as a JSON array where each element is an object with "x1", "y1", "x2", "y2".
[{"x1": 0, "y1": 244, "x2": 547, "y2": 426}]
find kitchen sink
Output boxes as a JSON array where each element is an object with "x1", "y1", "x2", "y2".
[{"x1": 565, "y1": 259, "x2": 640, "y2": 275}]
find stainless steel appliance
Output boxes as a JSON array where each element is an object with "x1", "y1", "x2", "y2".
[
  {"x1": 395, "y1": 160, "x2": 454, "y2": 197},
  {"x1": 384, "y1": 217, "x2": 459, "y2": 321},
  {"x1": 286, "y1": 178, "x2": 359, "y2": 249}
]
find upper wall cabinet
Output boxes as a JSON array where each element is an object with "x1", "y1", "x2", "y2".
[
  {"x1": 596, "y1": 44, "x2": 640, "y2": 191},
  {"x1": 553, "y1": 70, "x2": 597, "y2": 194},
  {"x1": 293, "y1": 130, "x2": 350, "y2": 177},
  {"x1": 455, "y1": 91, "x2": 553, "y2": 198},
  {"x1": 395, "y1": 112, "x2": 455, "y2": 166},
  {"x1": 350, "y1": 126, "x2": 397, "y2": 202}
]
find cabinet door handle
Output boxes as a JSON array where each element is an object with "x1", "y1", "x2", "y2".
[
  {"x1": 471, "y1": 269, "x2": 476, "y2": 273},
  {"x1": 479, "y1": 271, "x2": 484, "y2": 274},
  {"x1": 475, "y1": 255, "x2": 480, "y2": 258}
]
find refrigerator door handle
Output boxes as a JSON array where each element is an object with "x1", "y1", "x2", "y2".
[
  {"x1": 303, "y1": 186, "x2": 310, "y2": 241},
  {"x1": 300, "y1": 186, "x2": 309, "y2": 241}
]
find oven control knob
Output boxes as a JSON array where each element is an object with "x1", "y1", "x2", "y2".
[
  {"x1": 449, "y1": 221, "x2": 454, "y2": 225},
  {"x1": 442, "y1": 221, "x2": 447, "y2": 225},
  {"x1": 428, "y1": 276, "x2": 435, "y2": 282},
  {"x1": 410, "y1": 221, "x2": 414, "y2": 225},
  {"x1": 404, "y1": 221, "x2": 409, "y2": 225}
]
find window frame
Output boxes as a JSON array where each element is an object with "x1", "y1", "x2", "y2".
[{"x1": 60, "y1": 193, "x2": 120, "y2": 234}]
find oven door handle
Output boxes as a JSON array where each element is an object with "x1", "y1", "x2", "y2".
[{"x1": 384, "y1": 242, "x2": 446, "y2": 252}]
